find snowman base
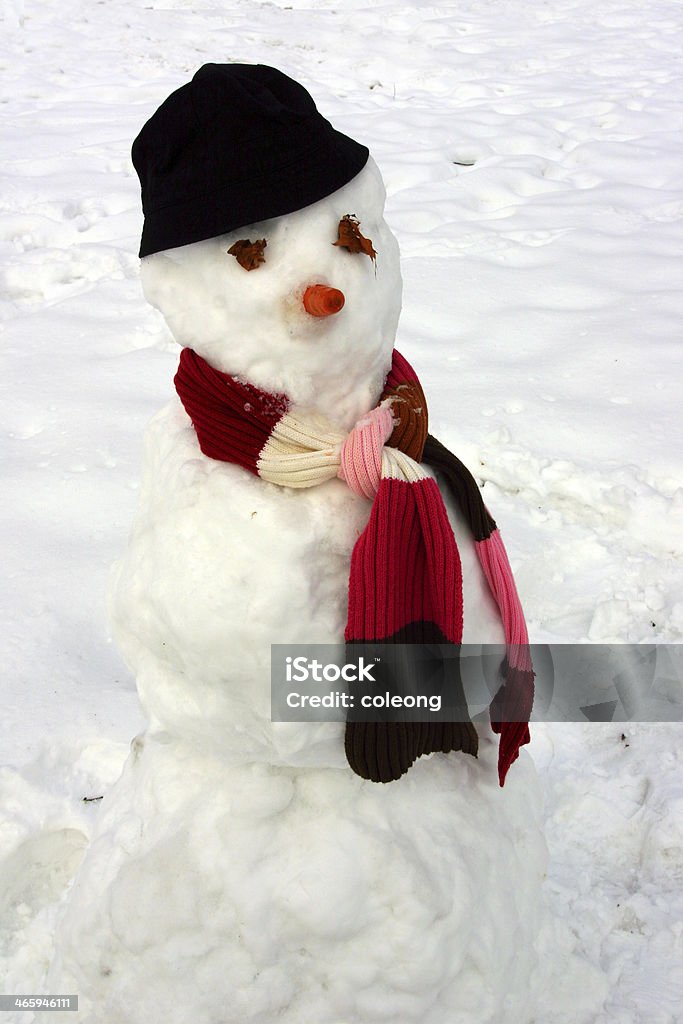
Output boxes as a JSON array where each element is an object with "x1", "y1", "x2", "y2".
[{"x1": 50, "y1": 729, "x2": 546, "y2": 1024}]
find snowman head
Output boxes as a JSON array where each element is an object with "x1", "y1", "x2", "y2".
[{"x1": 133, "y1": 64, "x2": 402, "y2": 427}]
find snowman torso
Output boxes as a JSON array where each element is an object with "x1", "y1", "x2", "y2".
[{"x1": 110, "y1": 394, "x2": 505, "y2": 768}]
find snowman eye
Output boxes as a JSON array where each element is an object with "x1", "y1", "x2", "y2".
[
  {"x1": 333, "y1": 215, "x2": 377, "y2": 262},
  {"x1": 227, "y1": 238, "x2": 267, "y2": 271}
]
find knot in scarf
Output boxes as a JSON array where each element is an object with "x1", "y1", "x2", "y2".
[
  {"x1": 338, "y1": 404, "x2": 394, "y2": 499},
  {"x1": 174, "y1": 346, "x2": 533, "y2": 787}
]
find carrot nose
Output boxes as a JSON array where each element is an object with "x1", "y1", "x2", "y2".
[{"x1": 303, "y1": 284, "x2": 345, "y2": 317}]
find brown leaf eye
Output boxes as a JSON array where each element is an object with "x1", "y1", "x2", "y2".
[
  {"x1": 228, "y1": 238, "x2": 267, "y2": 271},
  {"x1": 333, "y1": 215, "x2": 376, "y2": 262}
]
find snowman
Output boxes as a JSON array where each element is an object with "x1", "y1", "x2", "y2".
[{"x1": 49, "y1": 64, "x2": 547, "y2": 1024}]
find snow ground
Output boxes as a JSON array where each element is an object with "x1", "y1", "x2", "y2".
[{"x1": 1, "y1": 0, "x2": 682, "y2": 1021}]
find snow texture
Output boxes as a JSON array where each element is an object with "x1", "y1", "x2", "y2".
[{"x1": 1, "y1": 1, "x2": 682, "y2": 1022}]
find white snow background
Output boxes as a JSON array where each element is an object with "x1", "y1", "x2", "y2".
[{"x1": 1, "y1": 0, "x2": 682, "y2": 1020}]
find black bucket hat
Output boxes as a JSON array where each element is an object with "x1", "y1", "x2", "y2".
[{"x1": 132, "y1": 63, "x2": 369, "y2": 258}]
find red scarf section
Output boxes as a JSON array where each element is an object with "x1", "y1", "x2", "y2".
[{"x1": 175, "y1": 347, "x2": 533, "y2": 786}]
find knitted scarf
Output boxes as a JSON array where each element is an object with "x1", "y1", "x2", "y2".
[{"x1": 174, "y1": 347, "x2": 533, "y2": 786}]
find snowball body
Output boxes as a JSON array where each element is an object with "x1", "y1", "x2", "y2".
[{"x1": 50, "y1": 159, "x2": 548, "y2": 1024}]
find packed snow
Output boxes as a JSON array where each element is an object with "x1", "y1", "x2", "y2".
[{"x1": 2, "y1": 1, "x2": 682, "y2": 1022}]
